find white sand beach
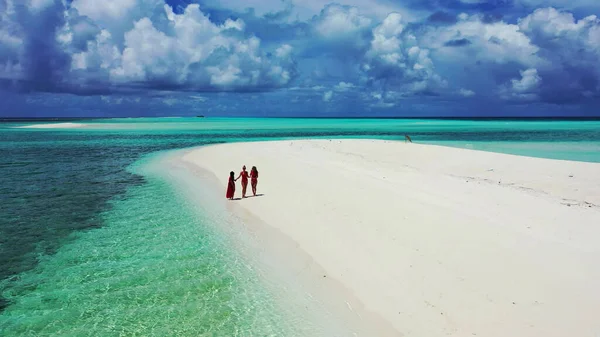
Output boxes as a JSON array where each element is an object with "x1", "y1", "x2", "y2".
[
  {"x1": 178, "y1": 139, "x2": 600, "y2": 337},
  {"x1": 16, "y1": 122, "x2": 86, "y2": 129}
]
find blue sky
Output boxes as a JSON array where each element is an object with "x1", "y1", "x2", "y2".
[{"x1": 0, "y1": 0, "x2": 599, "y2": 117}]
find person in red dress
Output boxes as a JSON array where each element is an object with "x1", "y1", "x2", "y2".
[
  {"x1": 235, "y1": 165, "x2": 249, "y2": 198},
  {"x1": 250, "y1": 166, "x2": 259, "y2": 196},
  {"x1": 226, "y1": 171, "x2": 235, "y2": 200}
]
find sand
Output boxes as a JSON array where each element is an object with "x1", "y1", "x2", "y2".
[
  {"x1": 178, "y1": 139, "x2": 600, "y2": 337},
  {"x1": 16, "y1": 122, "x2": 86, "y2": 129}
]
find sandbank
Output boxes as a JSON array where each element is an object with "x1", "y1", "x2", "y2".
[
  {"x1": 178, "y1": 139, "x2": 600, "y2": 337},
  {"x1": 16, "y1": 122, "x2": 87, "y2": 129}
]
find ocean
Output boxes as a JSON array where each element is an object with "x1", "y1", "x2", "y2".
[{"x1": 1, "y1": 118, "x2": 599, "y2": 335}]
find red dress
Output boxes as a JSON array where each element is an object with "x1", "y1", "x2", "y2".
[
  {"x1": 226, "y1": 176, "x2": 235, "y2": 199},
  {"x1": 240, "y1": 171, "x2": 249, "y2": 185}
]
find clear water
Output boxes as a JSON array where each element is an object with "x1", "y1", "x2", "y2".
[
  {"x1": 1, "y1": 118, "x2": 599, "y2": 335},
  {"x1": 0, "y1": 166, "x2": 290, "y2": 335}
]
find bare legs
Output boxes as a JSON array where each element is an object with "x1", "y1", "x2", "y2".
[
  {"x1": 241, "y1": 181, "x2": 248, "y2": 198},
  {"x1": 251, "y1": 181, "x2": 257, "y2": 196}
]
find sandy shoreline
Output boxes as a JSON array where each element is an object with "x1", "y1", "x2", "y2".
[
  {"x1": 177, "y1": 139, "x2": 600, "y2": 337},
  {"x1": 153, "y1": 150, "x2": 400, "y2": 336}
]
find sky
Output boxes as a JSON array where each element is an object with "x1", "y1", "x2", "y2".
[{"x1": 0, "y1": 0, "x2": 599, "y2": 117}]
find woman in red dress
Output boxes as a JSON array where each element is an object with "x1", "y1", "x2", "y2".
[
  {"x1": 236, "y1": 165, "x2": 249, "y2": 198},
  {"x1": 250, "y1": 166, "x2": 259, "y2": 196},
  {"x1": 226, "y1": 171, "x2": 235, "y2": 200}
]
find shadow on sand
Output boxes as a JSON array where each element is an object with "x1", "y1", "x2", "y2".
[{"x1": 230, "y1": 194, "x2": 265, "y2": 201}]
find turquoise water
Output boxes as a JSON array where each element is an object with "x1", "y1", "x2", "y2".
[
  {"x1": 8, "y1": 117, "x2": 600, "y2": 161},
  {"x1": 0, "y1": 164, "x2": 291, "y2": 335},
  {"x1": 1, "y1": 118, "x2": 600, "y2": 335}
]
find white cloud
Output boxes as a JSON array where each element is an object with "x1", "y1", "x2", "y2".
[
  {"x1": 334, "y1": 81, "x2": 355, "y2": 91},
  {"x1": 520, "y1": 8, "x2": 596, "y2": 38},
  {"x1": 310, "y1": 3, "x2": 374, "y2": 51},
  {"x1": 512, "y1": 68, "x2": 541, "y2": 93},
  {"x1": 275, "y1": 44, "x2": 293, "y2": 58},
  {"x1": 519, "y1": 7, "x2": 600, "y2": 57},
  {"x1": 423, "y1": 13, "x2": 540, "y2": 67},
  {"x1": 417, "y1": 9, "x2": 597, "y2": 102},
  {"x1": 71, "y1": 0, "x2": 163, "y2": 46},
  {"x1": 3, "y1": 1, "x2": 297, "y2": 92},
  {"x1": 363, "y1": 13, "x2": 446, "y2": 94},
  {"x1": 459, "y1": 88, "x2": 475, "y2": 97},
  {"x1": 516, "y1": 8, "x2": 600, "y2": 100},
  {"x1": 500, "y1": 68, "x2": 541, "y2": 101},
  {"x1": 189, "y1": 95, "x2": 208, "y2": 102},
  {"x1": 1, "y1": 0, "x2": 599, "y2": 105},
  {"x1": 314, "y1": 4, "x2": 371, "y2": 38},
  {"x1": 72, "y1": 0, "x2": 142, "y2": 21}
]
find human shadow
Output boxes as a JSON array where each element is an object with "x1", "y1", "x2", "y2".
[{"x1": 230, "y1": 194, "x2": 264, "y2": 201}]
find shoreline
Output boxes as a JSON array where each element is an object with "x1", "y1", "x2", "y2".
[
  {"x1": 152, "y1": 148, "x2": 399, "y2": 336},
  {"x1": 173, "y1": 139, "x2": 600, "y2": 336}
]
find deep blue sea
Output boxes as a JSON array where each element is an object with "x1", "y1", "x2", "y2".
[{"x1": 1, "y1": 118, "x2": 599, "y2": 335}]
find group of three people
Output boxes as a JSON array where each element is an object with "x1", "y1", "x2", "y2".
[{"x1": 226, "y1": 165, "x2": 259, "y2": 200}]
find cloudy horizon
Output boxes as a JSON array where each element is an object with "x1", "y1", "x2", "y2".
[{"x1": 1, "y1": 0, "x2": 599, "y2": 117}]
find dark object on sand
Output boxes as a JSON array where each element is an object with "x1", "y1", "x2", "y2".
[{"x1": 405, "y1": 135, "x2": 412, "y2": 143}]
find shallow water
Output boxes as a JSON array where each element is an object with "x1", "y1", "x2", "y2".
[
  {"x1": 1, "y1": 162, "x2": 291, "y2": 335},
  {"x1": 1, "y1": 118, "x2": 600, "y2": 335}
]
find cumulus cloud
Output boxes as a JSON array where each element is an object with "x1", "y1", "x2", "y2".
[
  {"x1": 309, "y1": 3, "x2": 374, "y2": 53},
  {"x1": 71, "y1": 0, "x2": 164, "y2": 46},
  {"x1": 419, "y1": 8, "x2": 600, "y2": 103},
  {"x1": 459, "y1": 88, "x2": 475, "y2": 97},
  {"x1": 424, "y1": 13, "x2": 540, "y2": 67},
  {"x1": 500, "y1": 68, "x2": 541, "y2": 101},
  {"x1": 1, "y1": 0, "x2": 599, "y2": 110},
  {"x1": 518, "y1": 7, "x2": 600, "y2": 102},
  {"x1": 511, "y1": 69, "x2": 541, "y2": 93},
  {"x1": 313, "y1": 4, "x2": 371, "y2": 38},
  {"x1": 0, "y1": 0, "x2": 297, "y2": 93},
  {"x1": 334, "y1": 81, "x2": 355, "y2": 91},
  {"x1": 363, "y1": 13, "x2": 446, "y2": 95}
]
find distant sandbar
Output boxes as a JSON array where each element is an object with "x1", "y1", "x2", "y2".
[{"x1": 16, "y1": 122, "x2": 87, "y2": 129}]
